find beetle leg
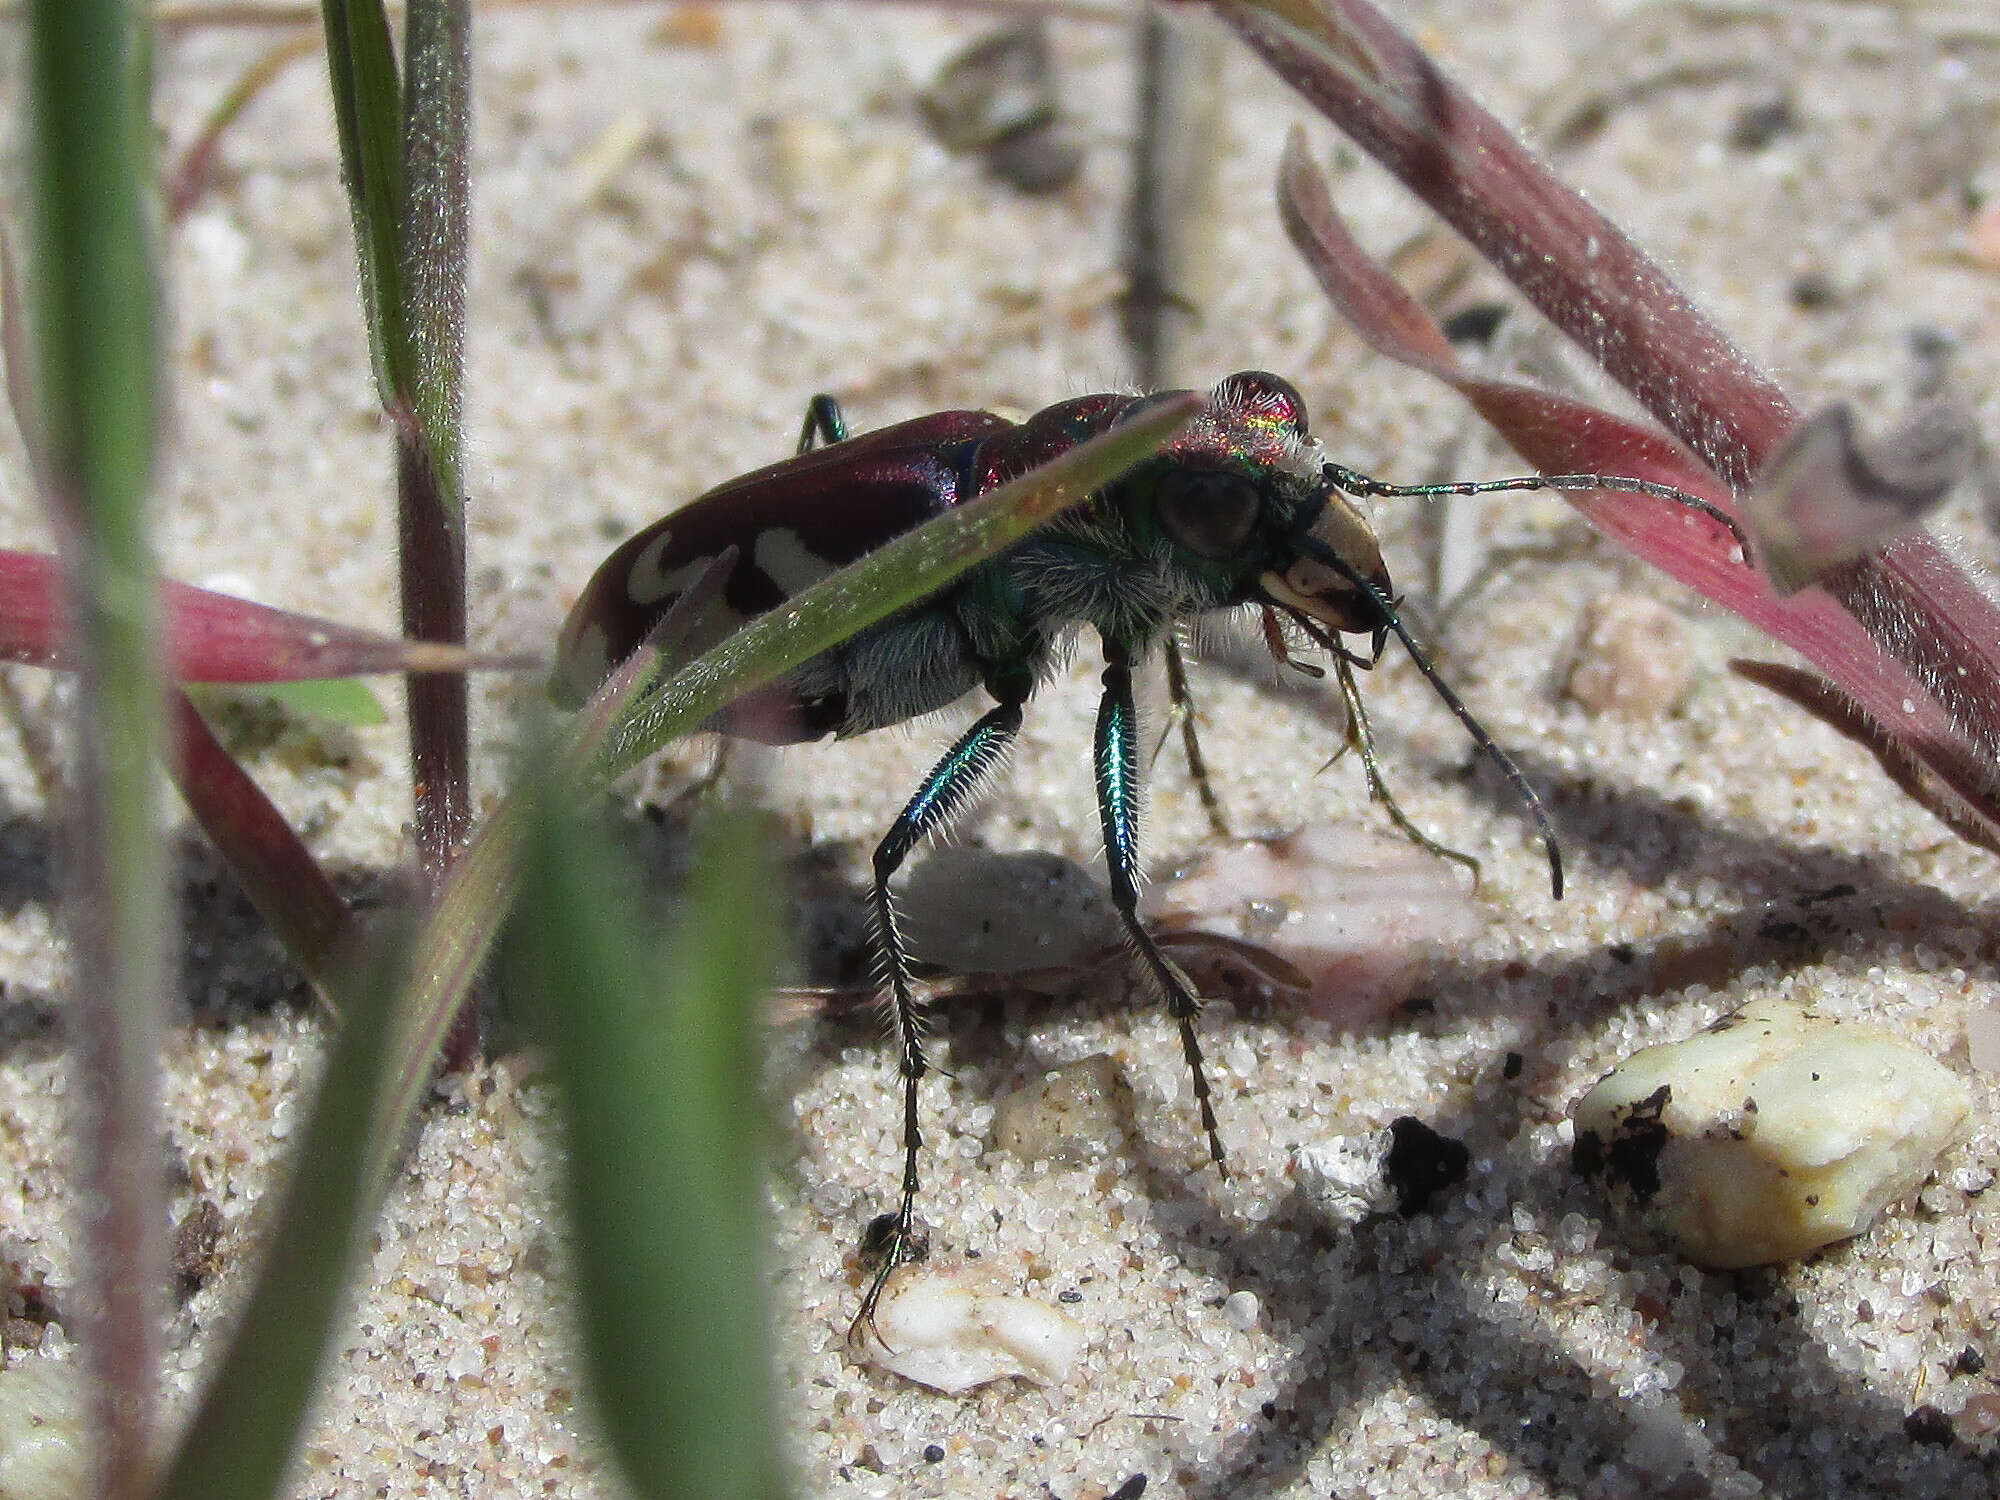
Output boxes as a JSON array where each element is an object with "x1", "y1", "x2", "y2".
[
  {"x1": 1096, "y1": 639, "x2": 1227, "y2": 1175},
  {"x1": 1160, "y1": 633, "x2": 1231, "y2": 839},
  {"x1": 1331, "y1": 653, "x2": 1482, "y2": 887},
  {"x1": 858, "y1": 690, "x2": 1027, "y2": 1324},
  {"x1": 797, "y1": 393, "x2": 848, "y2": 453}
]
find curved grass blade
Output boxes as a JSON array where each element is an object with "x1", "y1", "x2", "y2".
[
  {"x1": 318, "y1": 0, "x2": 405, "y2": 402},
  {"x1": 595, "y1": 391, "x2": 1205, "y2": 781},
  {"x1": 151, "y1": 912, "x2": 414, "y2": 1500},
  {"x1": 171, "y1": 690, "x2": 356, "y2": 996},
  {"x1": 504, "y1": 769, "x2": 784, "y2": 1499}
]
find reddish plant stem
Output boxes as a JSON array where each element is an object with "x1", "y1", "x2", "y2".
[
  {"x1": 397, "y1": 431, "x2": 470, "y2": 881},
  {"x1": 1227, "y1": 0, "x2": 2000, "y2": 810}
]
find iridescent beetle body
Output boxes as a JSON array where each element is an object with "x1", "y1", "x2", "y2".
[
  {"x1": 553, "y1": 371, "x2": 1735, "y2": 1323},
  {"x1": 553, "y1": 376, "x2": 1388, "y2": 745}
]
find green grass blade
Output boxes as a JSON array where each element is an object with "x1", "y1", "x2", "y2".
[
  {"x1": 594, "y1": 390, "x2": 1204, "y2": 780},
  {"x1": 151, "y1": 919, "x2": 415, "y2": 1500},
  {"x1": 505, "y1": 764, "x2": 785, "y2": 1498},
  {"x1": 318, "y1": 0, "x2": 407, "y2": 401},
  {"x1": 26, "y1": 1, "x2": 168, "y2": 1490},
  {"x1": 398, "y1": 0, "x2": 470, "y2": 503}
]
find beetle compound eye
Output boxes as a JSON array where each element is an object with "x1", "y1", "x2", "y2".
[
  {"x1": 1156, "y1": 468, "x2": 1261, "y2": 559},
  {"x1": 1217, "y1": 370, "x2": 1309, "y2": 437}
]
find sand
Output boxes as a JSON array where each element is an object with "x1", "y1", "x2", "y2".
[{"x1": 1, "y1": 1, "x2": 1997, "y2": 1496}]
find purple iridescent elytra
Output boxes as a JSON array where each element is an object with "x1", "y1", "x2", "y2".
[{"x1": 550, "y1": 372, "x2": 1383, "y2": 742}]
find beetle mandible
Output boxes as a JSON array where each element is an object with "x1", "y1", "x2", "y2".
[{"x1": 551, "y1": 370, "x2": 1743, "y2": 1320}]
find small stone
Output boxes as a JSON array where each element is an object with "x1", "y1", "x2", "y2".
[
  {"x1": 1957, "y1": 1392, "x2": 2000, "y2": 1440},
  {"x1": 1965, "y1": 199, "x2": 2000, "y2": 272},
  {"x1": 900, "y1": 848, "x2": 1117, "y2": 974},
  {"x1": 851, "y1": 1263, "x2": 1085, "y2": 1394},
  {"x1": 1904, "y1": 1405, "x2": 1954, "y2": 1446},
  {"x1": 1383, "y1": 1116, "x2": 1470, "y2": 1216},
  {"x1": 171, "y1": 1198, "x2": 225, "y2": 1298},
  {"x1": 1222, "y1": 1290, "x2": 1261, "y2": 1330},
  {"x1": 0, "y1": 1360, "x2": 85, "y2": 1500},
  {"x1": 992, "y1": 1055, "x2": 1129, "y2": 1166},
  {"x1": 1294, "y1": 1133, "x2": 1399, "y2": 1223},
  {"x1": 1572, "y1": 1000, "x2": 1973, "y2": 1268},
  {"x1": 1565, "y1": 594, "x2": 1693, "y2": 719},
  {"x1": 1964, "y1": 1002, "x2": 2000, "y2": 1073}
]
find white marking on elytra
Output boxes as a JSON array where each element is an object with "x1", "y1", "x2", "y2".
[
  {"x1": 627, "y1": 530, "x2": 721, "y2": 606},
  {"x1": 551, "y1": 619, "x2": 611, "y2": 703},
  {"x1": 753, "y1": 528, "x2": 840, "y2": 597}
]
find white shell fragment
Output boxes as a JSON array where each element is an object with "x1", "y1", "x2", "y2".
[
  {"x1": 0, "y1": 1360, "x2": 84, "y2": 1500},
  {"x1": 852, "y1": 1263, "x2": 1084, "y2": 1394},
  {"x1": 900, "y1": 848, "x2": 1118, "y2": 973},
  {"x1": 1144, "y1": 823, "x2": 1482, "y2": 1023},
  {"x1": 993, "y1": 1054, "x2": 1130, "y2": 1166},
  {"x1": 1572, "y1": 999, "x2": 1974, "y2": 1268}
]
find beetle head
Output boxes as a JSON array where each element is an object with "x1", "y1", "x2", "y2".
[
  {"x1": 1126, "y1": 372, "x2": 1396, "y2": 646},
  {"x1": 1257, "y1": 479, "x2": 1393, "y2": 648}
]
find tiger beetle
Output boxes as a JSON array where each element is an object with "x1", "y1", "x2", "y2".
[{"x1": 550, "y1": 371, "x2": 1744, "y2": 1325}]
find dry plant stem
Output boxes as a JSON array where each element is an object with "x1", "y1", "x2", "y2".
[
  {"x1": 397, "y1": 435, "x2": 470, "y2": 881},
  {"x1": 1125, "y1": 5, "x2": 1226, "y2": 386},
  {"x1": 165, "y1": 29, "x2": 321, "y2": 220},
  {"x1": 1228, "y1": 0, "x2": 2000, "y2": 823}
]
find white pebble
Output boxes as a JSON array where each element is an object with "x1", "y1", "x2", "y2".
[
  {"x1": 992, "y1": 1054, "x2": 1128, "y2": 1166},
  {"x1": 1223, "y1": 1289, "x2": 1261, "y2": 1330},
  {"x1": 0, "y1": 1360, "x2": 85, "y2": 1500},
  {"x1": 1964, "y1": 1001, "x2": 2000, "y2": 1073},
  {"x1": 1572, "y1": 999, "x2": 1973, "y2": 1268},
  {"x1": 1564, "y1": 593, "x2": 1694, "y2": 719},
  {"x1": 851, "y1": 1263, "x2": 1085, "y2": 1395}
]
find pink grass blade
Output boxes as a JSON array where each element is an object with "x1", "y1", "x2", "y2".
[
  {"x1": 170, "y1": 691, "x2": 356, "y2": 997},
  {"x1": 0, "y1": 548, "x2": 515, "y2": 681},
  {"x1": 1732, "y1": 659, "x2": 2000, "y2": 858},
  {"x1": 1250, "y1": 12, "x2": 2000, "y2": 833},
  {"x1": 1223, "y1": 0, "x2": 1794, "y2": 481}
]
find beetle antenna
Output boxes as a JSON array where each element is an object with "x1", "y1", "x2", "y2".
[
  {"x1": 1323, "y1": 460, "x2": 1749, "y2": 558},
  {"x1": 1297, "y1": 539, "x2": 1564, "y2": 899}
]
